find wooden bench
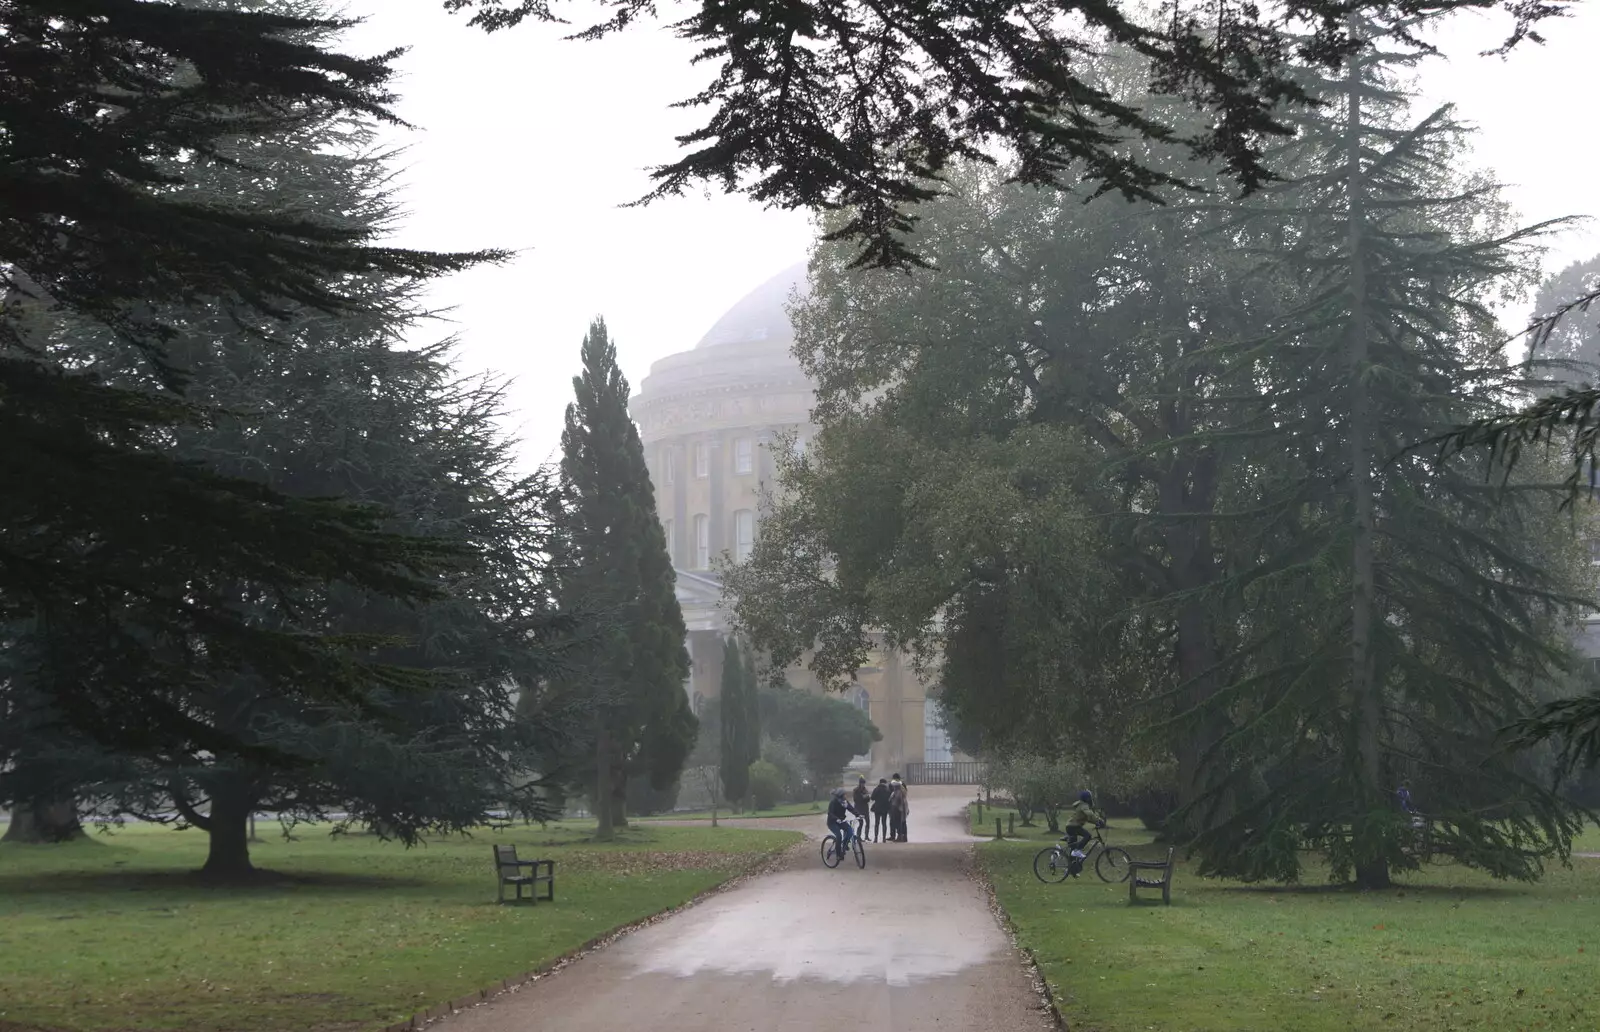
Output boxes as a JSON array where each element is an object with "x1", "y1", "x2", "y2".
[
  {"x1": 1127, "y1": 847, "x2": 1175, "y2": 905},
  {"x1": 493, "y1": 844, "x2": 554, "y2": 904}
]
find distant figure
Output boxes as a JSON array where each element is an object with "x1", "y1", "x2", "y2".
[
  {"x1": 852, "y1": 775, "x2": 871, "y2": 838},
  {"x1": 889, "y1": 776, "x2": 910, "y2": 842},
  {"x1": 1396, "y1": 782, "x2": 1416, "y2": 815},
  {"x1": 869, "y1": 777, "x2": 891, "y2": 842}
]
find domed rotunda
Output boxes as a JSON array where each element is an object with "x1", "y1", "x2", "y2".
[{"x1": 630, "y1": 265, "x2": 954, "y2": 780}]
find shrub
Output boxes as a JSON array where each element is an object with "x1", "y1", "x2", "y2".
[
  {"x1": 983, "y1": 752, "x2": 1085, "y2": 832},
  {"x1": 761, "y1": 736, "x2": 809, "y2": 802},
  {"x1": 625, "y1": 773, "x2": 681, "y2": 816},
  {"x1": 759, "y1": 688, "x2": 880, "y2": 788},
  {"x1": 748, "y1": 760, "x2": 784, "y2": 811}
]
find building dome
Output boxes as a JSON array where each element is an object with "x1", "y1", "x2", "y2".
[
  {"x1": 632, "y1": 263, "x2": 815, "y2": 444},
  {"x1": 695, "y1": 263, "x2": 809, "y2": 350}
]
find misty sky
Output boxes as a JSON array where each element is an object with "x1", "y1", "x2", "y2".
[{"x1": 340, "y1": 3, "x2": 1600, "y2": 470}]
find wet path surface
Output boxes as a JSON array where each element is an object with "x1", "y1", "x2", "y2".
[{"x1": 440, "y1": 786, "x2": 1054, "y2": 1032}]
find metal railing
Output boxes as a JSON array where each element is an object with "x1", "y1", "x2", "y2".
[{"x1": 904, "y1": 761, "x2": 984, "y2": 785}]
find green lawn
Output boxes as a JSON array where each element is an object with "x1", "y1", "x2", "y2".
[
  {"x1": 0, "y1": 820, "x2": 799, "y2": 1032},
  {"x1": 980, "y1": 831, "x2": 1600, "y2": 1032},
  {"x1": 637, "y1": 800, "x2": 825, "y2": 821}
]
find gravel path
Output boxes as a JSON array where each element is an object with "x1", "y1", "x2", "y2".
[{"x1": 437, "y1": 786, "x2": 1055, "y2": 1032}]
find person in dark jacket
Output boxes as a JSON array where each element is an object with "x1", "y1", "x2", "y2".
[
  {"x1": 889, "y1": 776, "x2": 910, "y2": 842},
  {"x1": 869, "y1": 778, "x2": 891, "y2": 842},
  {"x1": 851, "y1": 776, "x2": 872, "y2": 838}
]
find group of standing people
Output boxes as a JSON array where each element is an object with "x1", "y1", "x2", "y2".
[{"x1": 850, "y1": 773, "x2": 909, "y2": 843}]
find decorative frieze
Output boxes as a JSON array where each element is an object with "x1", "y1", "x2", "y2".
[{"x1": 635, "y1": 386, "x2": 814, "y2": 442}]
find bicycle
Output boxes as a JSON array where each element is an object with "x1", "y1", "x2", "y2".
[
  {"x1": 1400, "y1": 811, "x2": 1437, "y2": 864},
  {"x1": 822, "y1": 824, "x2": 867, "y2": 869},
  {"x1": 1033, "y1": 823, "x2": 1131, "y2": 884}
]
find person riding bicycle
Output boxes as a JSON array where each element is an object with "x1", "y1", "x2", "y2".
[
  {"x1": 1064, "y1": 790, "x2": 1104, "y2": 857},
  {"x1": 826, "y1": 787, "x2": 857, "y2": 851},
  {"x1": 1397, "y1": 781, "x2": 1426, "y2": 831}
]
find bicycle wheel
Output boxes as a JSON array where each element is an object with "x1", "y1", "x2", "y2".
[
  {"x1": 1033, "y1": 845, "x2": 1070, "y2": 884},
  {"x1": 821, "y1": 836, "x2": 842, "y2": 868},
  {"x1": 852, "y1": 834, "x2": 866, "y2": 869},
  {"x1": 1095, "y1": 846, "x2": 1133, "y2": 883}
]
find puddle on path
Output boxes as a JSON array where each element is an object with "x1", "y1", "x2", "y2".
[{"x1": 627, "y1": 865, "x2": 1001, "y2": 986}]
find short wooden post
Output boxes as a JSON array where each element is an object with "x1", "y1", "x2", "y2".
[
  {"x1": 995, "y1": 818, "x2": 1003, "y2": 841},
  {"x1": 1008, "y1": 813, "x2": 1015, "y2": 837}
]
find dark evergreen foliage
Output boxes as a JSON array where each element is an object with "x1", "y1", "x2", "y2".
[
  {"x1": 0, "y1": 0, "x2": 509, "y2": 764},
  {"x1": 1529, "y1": 255, "x2": 1600, "y2": 380},
  {"x1": 0, "y1": 0, "x2": 577, "y2": 875},
  {"x1": 553, "y1": 318, "x2": 694, "y2": 840},
  {"x1": 445, "y1": 0, "x2": 1564, "y2": 267},
  {"x1": 718, "y1": 638, "x2": 752, "y2": 804},
  {"x1": 1176, "y1": 18, "x2": 1589, "y2": 887}
]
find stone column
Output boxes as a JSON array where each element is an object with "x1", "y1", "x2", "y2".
[{"x1": 684, "y1": 633, "x2": 696, "y2": 709}]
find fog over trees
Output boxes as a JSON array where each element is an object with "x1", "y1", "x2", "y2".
[{"x1": 2, "y1": 0, "x2": 1599, "y2": 895}]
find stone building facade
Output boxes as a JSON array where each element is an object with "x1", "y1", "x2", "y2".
[{"x1": 629, "y1": 264, "x2": 955, "y2": 779}]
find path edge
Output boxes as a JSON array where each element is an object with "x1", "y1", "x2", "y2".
[
  {"x1": 964, "y1": 842, "x2": 1069, "y2": 1032},
  {"x1": 380, "y1": 837, "x2": 806, "y2": 1032}
]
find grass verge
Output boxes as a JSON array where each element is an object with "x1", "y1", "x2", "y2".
[
  {"x1": 979, "y1": 832, "x2": 1600, "y2": 1031},
  {"x1": 0, "y1": 820, "x2": 799, "y2": 1032}
]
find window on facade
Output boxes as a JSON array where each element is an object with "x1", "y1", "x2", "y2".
[
  {"x1": 662, "y1": 519, "x2": 674, "y2": 564},
  {"x1": 694, "y1": 441, "x2": 710, "y2": 478},
  {"x1": 734, "y1": 510, "x2": 755, "y2": 563},
  {"x1": 923, "y1": 699, "x2": 953, "y2": 764},
  {"x1": 693, "y1": 514, "x2": 710, "y2": 569},
  {"x1": 734, "y1": 437, "x2": 754, "y2": 475},
  {"x1": 849, "y1": 685, "x2": 873, "y2": 765},
  {"x1": 663, "y1": 447, "x2": 676, "y2": 485},
  {"x1": 691, "y1": 692, "x2": 704, "y2": 718}
]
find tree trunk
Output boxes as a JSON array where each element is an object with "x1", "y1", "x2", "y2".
[
  {"x1": 1345, "y1": 29, "x2": 1389, "y2": 891},
  {"x1": 198, "y1": 780, "x2": 258, "y2": 881},
  {"x1": 1161, "y1": 444, "x2": 1226, "y2": 835},
  {"x1": 1, "y1": 798, "x2": 84, "y2": 844},
  {"x1": 594, "y1": 725, "x2": 616, "y2": 841},
  {"x1": 610, "y1": 787, "x2": 628, "y2": 830}
]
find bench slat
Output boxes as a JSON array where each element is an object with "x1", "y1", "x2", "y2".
[{"x1": 1128, "y1": 847, "x2": 1175, "y2": 906}]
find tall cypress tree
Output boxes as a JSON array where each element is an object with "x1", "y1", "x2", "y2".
[
  {"x1": 555, "y1": 319, "x2": 694, "y2": 840},
  {"x1": 742, "y1": 642, "x2": 763, "y2": 771},
  {"x1": 716, "y1": 637, "x2": 762, "y2": 807},
  {"x1": 719, "y1": 637, "x2": 751, "y2": 806}
]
